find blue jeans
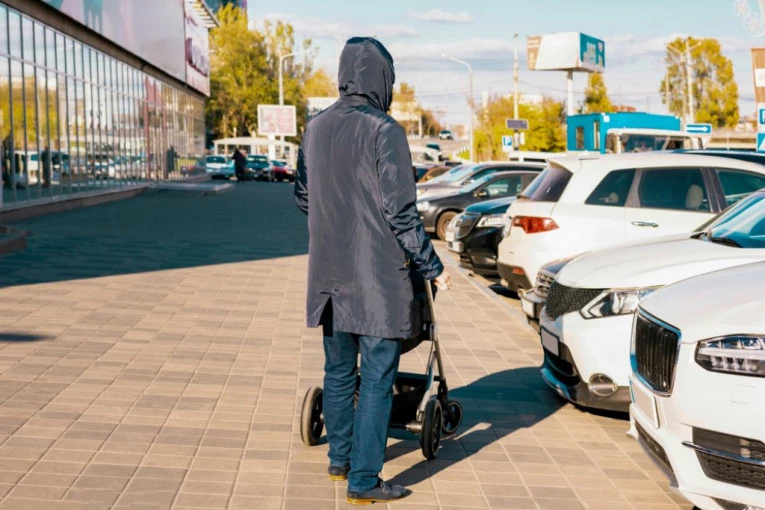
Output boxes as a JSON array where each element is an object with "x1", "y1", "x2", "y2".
[{"x1": 323, "y1": 331, "x2": 401, "y2": 492}]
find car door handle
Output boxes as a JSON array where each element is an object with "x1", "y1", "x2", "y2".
[{"x1": 631, "y1": 221, "x2": 659, "y2": 228}]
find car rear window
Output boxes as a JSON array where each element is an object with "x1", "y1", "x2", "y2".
[{"x1": 520, "y1": 166, "x2": 572, "y2": 202}]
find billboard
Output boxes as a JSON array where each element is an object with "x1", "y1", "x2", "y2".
[
  {"x1": 258, "y1": 105, "x2": 297, "y2": 137},
  {"x1": 185, "y1": 6, "x2": 210, "y2": 96},
  {"x1": 41, "y1": 0, "x2": 187, "y2": 82},
  {"x1": 527, "y1": 32, "x2": 605, "y2": 72},
  {"x1": 307, "y1": 97, "x2": 336, "y2": 120}
]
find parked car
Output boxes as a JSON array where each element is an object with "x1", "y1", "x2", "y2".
[
  {"x1": 270, "y1": 160, "x2": 295, "y2": 182},
  {"x1": 439, "y1": 130, "x2": 454, "y2": 140},
  {"x1": 445, "y1": 196, "x2": 515, "y2": 275},
  {"x1": 205, "y1": 155, "x2": 234, "y2": 179},
  {"x1": 247, "y1": 155, "x2": 271, "y2": 180},
  {"x1": 519, "y1": 257, "x2": 573, "y2": 331},
  {"x1": 497, "y1": 152, "x2": 765, "y2": 293},
  {"x1": 418, "y1": 170, "x2": 540, "y2": 239},
  {"x1": 629, "y1": 261, "x2": 765, "y2": 510},
  {"x1": 426, "y1": 143, "x2": 442, "y2": 161},
  {"x1": 413, "y1": 164, "x2": 436, "y2": 182},
  {"x1": 417, "y1": 162, "x2": 544, "y2": 201},
  {"x1": 419, "y1": 165, "x2": 450, "y2": 183},
  {"x1": 536, "y1": 190, "x2": 765, "y2": 412}
]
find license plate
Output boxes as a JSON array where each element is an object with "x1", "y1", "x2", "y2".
[
  {"x1": 631, "y1": 379, "x2": 659, "y2": 429},
  {"x1": 541, "y1": 328, "x2": 559, "y2": 357},
  {"x1": 521, "y1": 297, "x2": 535, "y2": 318},
  {"x1": 445, "y1": 231, "x2": 455, "y2": 242}
]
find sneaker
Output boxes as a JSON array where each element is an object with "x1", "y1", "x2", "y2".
[
  {"x1": 347, "y1": 479, "x2": 412, "y2": 505},
  {"x1": 328, "y1": 464, "x2": 349, "y2": 481}
]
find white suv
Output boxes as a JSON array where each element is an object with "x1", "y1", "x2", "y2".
[
  {"x1": 497, "y1": 152, "x2": 765, "y2": 292},
  {"x1": 629, "y1": 262, "x2": 765, "y2": 510},
  {"x1": 538, "y1": 190, "x2": 765, "y2": 412}
]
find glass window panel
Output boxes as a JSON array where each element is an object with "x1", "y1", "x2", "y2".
[
  {"x1": 0, "y1": 56, "x2": 10, "y2": 203},
  {"x1": 26, "y1": 64, "x2": 42, "y2": 198},
  {"x1": 10, "y1": 60, "x2": 28, "y2": 200},
  {"x1": 74, "y1": 42, "x2": 82, "y2": 79},
  {"x1": 21, "y1": 17, "x2": 32, "y2": 62},
  {"x1": 45, "y1": 28, "x2": 55, "y2": 70},
  {"x1": 36, "y1": 66, "x2": 52, "y2": 197},
  {"x1": 0, "y1": 7, "x2": 7, "y2": 55},
  {"x1": 8, "y1": 11, "x2": 20, "y2": 58},
  {"x1": 57, "y1": 74, "x2": 69, "y2": 194},
  {"x1": 34, "y1": 22, "x2": 44, "y2": 66},
  {"x1": 56, "y1": 33, "x2": 65, "y2": 72}
]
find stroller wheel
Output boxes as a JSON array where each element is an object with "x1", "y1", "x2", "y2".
[
  {"x1": 300, "y1": 387, "x2": 324, "y2": 446},
  {"x1": 442, "y1": 400, "x2": 463, "y2": 437},
  {"x1": 420, "y1": 397, "x2": 443, "y2": 460}
]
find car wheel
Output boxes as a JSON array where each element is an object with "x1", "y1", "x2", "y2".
[{"x1": 436, "y1": 211, "x2": 457, "y2": 240}]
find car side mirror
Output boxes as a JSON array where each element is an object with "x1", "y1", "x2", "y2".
[{"x1": 475, "y1": 190, "x2": 489, "y2": 198}]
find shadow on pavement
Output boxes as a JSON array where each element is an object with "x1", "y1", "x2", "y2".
[
  {"x1": 387, "y1": 366, "x2": 565, "y2": 486},
  {"x1": 0, "y1": 182, "x2": 308, "y2": 288},
  {"x1": 0, "y1": 332, "x2": 49, "y2": 342}
]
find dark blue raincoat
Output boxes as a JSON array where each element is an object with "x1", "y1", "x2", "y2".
[{"x1": 295, "y1": 37, "x2": 443, "y2": 339}]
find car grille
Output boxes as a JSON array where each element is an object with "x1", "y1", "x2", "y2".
[
  {"x1": 636, "y1": 422, "x2": 673, "y2": 475},
  {"x1": 455, "y1": 213, "x2": 480, "y2": 239},
  {"x1": 544, "y1": 282, "x2": 603, "y2": 320},
  {"x1": 535, "y1": 270, "x2": 555, "y2": 299},
  {"x1": 693, "y1": 428, "x2": 765, "y2": 489},
  {"x1": 697, "y1": 452, "x2": 765, "y2": 491},
  {"x1": 633, "y1": 313, "x2": 680, "y2": 394}
]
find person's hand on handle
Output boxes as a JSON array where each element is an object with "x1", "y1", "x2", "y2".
[{"x1": 434, "y1": 270, "x2": 451, "y2": 291}]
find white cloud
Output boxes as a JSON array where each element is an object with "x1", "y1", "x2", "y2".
[
  {"x1": 407, "y1": 9, "x2": 474, "y2": 24},
  {"x1": 604, "y1": 33, "x2": 752, "y2": 67},
  {"x1": 255, "y1": 12, "x2": 352, "y2": 39}
]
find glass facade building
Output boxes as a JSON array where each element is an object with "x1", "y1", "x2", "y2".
[{"x1": 0, "y1": 2, "x2": 207, "y2": 210}]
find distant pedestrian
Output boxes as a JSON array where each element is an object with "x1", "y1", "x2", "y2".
[
  {"x1": 295, "y1": 37, "x2": 451, "y2": 505},
  {"x1": 232, "y1": 148, "x2": 246, "y2": 181}
]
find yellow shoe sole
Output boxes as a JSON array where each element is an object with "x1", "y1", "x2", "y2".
[
  {"x1": 329, "y1": 474, "x2": 348, "y2": 481},
  {"x1": 346, "y1": 494, "x2": 408, "y2": 505}
]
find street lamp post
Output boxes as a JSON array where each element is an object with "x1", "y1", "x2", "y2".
[
  {"x1": 667, "y1": 38, "x2": 702, "y2": 126},
  {"x1": 443, "y1": 54, "x2": 474, "y2": 163},
  {"x1": 513, "y1": 33, "x2": 519, "y2": 121},
  {"x1": 278, "y1": 52, "x2": 297, "y2": 160}
]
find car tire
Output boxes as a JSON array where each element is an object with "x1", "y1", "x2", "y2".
[{"x1": 436, "y1": 211, "x2": 457, "y2": 240}]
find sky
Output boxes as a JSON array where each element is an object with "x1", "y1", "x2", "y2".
[{"x1": 250, "y1": 0, "x2": 765, "y2": 128}]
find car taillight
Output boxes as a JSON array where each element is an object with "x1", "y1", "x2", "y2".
[{"x1": 512, "y1": 216, "x2": 559, "y2": 234}]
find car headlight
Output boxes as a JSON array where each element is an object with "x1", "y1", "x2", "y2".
[
  {"x1": 416, "y1": 201, "x2": 430, "y2": 212},
  {"x1": 580, "y1": 287, "x2": 659, "y2": 319},
  {"x1": 416, "y1": 188, "x2": 425, "y2": 197},
  {"x1": 477, "y1": 214, "x2": 508, "y2": 228},
  {"x1": 696, "y1": 336, "x2": 765, "y2": 377},
  {"x1": 501, "y1": 217, "x2": 513, "y2": 238}
]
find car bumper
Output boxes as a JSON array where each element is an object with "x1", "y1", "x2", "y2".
[
  {"x1": 520, "y1": 289, "x2": 545, "y2": 332},
  {"x1": 497, "y1": 262, "x2": 532, "y2": 292},
  {"x1": 458, "y1": 227, "x2": 503, "y2": 274},
  {"x1": 538, "y1": 312, "x2": 634, "y2": 412},
  {"x1": 629, "y1": 365, "x2": 765, "y2": 510}
]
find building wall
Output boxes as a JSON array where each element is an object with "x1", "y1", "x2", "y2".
[{"x1": 0, "y1": 1, "x2": 207, "y2": 210}]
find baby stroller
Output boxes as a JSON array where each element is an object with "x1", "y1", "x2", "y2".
[{"x1": 300, "y1": 276, "x2": 463, "y2": 460}]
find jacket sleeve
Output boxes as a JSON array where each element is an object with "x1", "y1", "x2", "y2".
[
  {"x1": 376, "y1": 121, "x2": 443, "y2": 280},
  {"x1": 294, "y1": 145, "x2": 308, "y2": 215}
]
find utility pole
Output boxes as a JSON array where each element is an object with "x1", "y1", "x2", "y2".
[
  {"x1": 443, "y1": 55, "x2": 474, "y2": 162},
  {"x1": 513, "y1": 33, "x2": 519, "y2": 120},
  {"x1": 278, "y1": 52, "x2": 296, "y2": 159}
]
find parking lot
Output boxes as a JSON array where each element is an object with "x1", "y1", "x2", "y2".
[{"x1": 0, "y1": 183, "x2": 691, "y2": 509}]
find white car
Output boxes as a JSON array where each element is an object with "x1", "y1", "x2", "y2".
[
  {"x1": 628, "y1": 261, "x2": 765, "y2": 510},
  {"x1": 205, "y1": 155, "x2": 234, "y2": 178},
  {"x1": 538, "y1": 189, "x2": 765, "y2": 412},
  {"x1": 497, "y1": 152, "x2": 765, "y2": 293}
]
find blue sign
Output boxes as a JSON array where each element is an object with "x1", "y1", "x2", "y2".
[
  {"x1": 686, "y1": 123, "x2": 713, "y2": 135},
  {"x1": 580, "y1": 33, "x2": 605, "y2": 72},
  {"x1": 758, "y1": 133, "x2": 765, "y2": 153},
  {"x1": 759, "y1": 108, "x2": 765, "y2": 126},
  {"x1": 502, "y1": 136, "x2": 514, "y2": 147},
  {"x1": 506, "y1": 119, "x2": 529, "y2": 130}
]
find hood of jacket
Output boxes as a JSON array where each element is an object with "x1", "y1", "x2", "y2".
[{"x1": 338, "y1": 37, "x2": 395, "y2": 112}]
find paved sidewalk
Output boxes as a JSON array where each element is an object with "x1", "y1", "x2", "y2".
[{"x1": 0, "y1": 184, "x2": 690, "y2": 509}]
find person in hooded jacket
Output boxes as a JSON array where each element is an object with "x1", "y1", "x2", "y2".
[{"x1": 295, "y1": 37, "x2": 451, "y2": 505}]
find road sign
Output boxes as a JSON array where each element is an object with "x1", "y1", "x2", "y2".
[
  {"x1": 506, "y1": 119, "x2": 529, "y2": 130},
  {"x1": 501, "y1": 135, "x2": 514, "y2": 153},
  {"x1": 685, "y1": 123, "x2": 712, "y2": 135},
  {"x1": 758, "y1": 133, "x2": 765, "y2": 153}
]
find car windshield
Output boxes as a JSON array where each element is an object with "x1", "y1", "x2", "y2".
[
  {"x1": 207, "y1": 156, "x2": 225, "y2": 163},
  {"x1": 619, "y1": 134, "x2": 693, "y2": 152},
  {"x1": 248, "y1": 155, "x2": 268, "y2": 162},
  {"x1": 696, "y1": 192, "x2": 765, "y2": 248},
  {"x1": 426, "y1": 164, "x2": 469, "y2": 184},
  {"x1": 460, "y1": 174, "x2": 495, "y2": 192},
  {"x1": 439, "y1": 165, "x2": 483, "y2": 184},
  {"x1": 520, "y1": 165, "x2": 572, "y2": 202}
]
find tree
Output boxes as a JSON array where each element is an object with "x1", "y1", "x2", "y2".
[
  {"x1": 659, "y1": 37, "x2": 739, "y2": 127},
  {"x1": 474, "y1": 95, "x2": 565, "y2": 160},
  {"x1": 303, "y1": 68, "x2": 337, "y2": 97},
  {"x1": 206, "y1": 6, "x2": 315, "y2": 141},
  {"x1": 582, "y1": 72, "x2": 612, "y2": 113}
]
